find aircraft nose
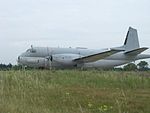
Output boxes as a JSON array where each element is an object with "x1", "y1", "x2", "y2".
[
  {"x1": 18, "y1": 56, "x2": 20, "y2": 60},
  {"x1": 17, "y1": 55, "x2": 24, "y2": 65},
  {"x1": 17, "y1": 56, "x2": 21, "y2": 63}
]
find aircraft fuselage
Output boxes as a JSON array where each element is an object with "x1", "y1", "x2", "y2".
[{"x1": 18, "y1": 47, "x2": 150, "y2": 69}]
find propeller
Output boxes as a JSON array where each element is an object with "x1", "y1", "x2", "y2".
[{"x1": 46, "y1": 56, "x2": 53, "y2": 70}]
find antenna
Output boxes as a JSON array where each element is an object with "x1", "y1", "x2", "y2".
[{"x1": 31, "y1": 45, "x2": 33, "y2": 48}]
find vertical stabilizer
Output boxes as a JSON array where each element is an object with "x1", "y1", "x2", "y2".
[{"x1": 124, "y1": 27, "x2": 140, "y2": 52}]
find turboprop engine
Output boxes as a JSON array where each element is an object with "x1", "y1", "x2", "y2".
[
  {"x1": 52, "y1": 54, "x2": 82, "y2": 67},
  {"x1": 18, "y1": 53, "x2": 82, "y2": 68},
  {"x1": 18, "y1": 56, "x2": 52, "y2": 68}
]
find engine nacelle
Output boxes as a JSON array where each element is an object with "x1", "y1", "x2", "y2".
[
  {"x1": 52, "y1": 54, "x2": 81, "y2": 66},
  {"x1": 18, "y1": 57, "x2": 51, "y2": 68},
  {"x1": 18, "y1": 54, "x2": 82, "y2": 68}
]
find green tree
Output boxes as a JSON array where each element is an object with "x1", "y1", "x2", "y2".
[
  {"x1": 123, "y1": 63, "x2": 137, "y2": 71},
  {"x1": 137, "y1": 61, "x2": 149, "y2": 71}
]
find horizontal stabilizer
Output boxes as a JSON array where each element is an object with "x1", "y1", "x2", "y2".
[
  {"x1": 125, "y1": 47, "x2": 148, "y2": 55},
  {"x1": 73, "y1": 49, "x2": 122, "y2": 63}
]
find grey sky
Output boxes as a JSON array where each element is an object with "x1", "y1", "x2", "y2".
[{"x1": 0, "y1": 0, "x2": 150, "y2": 64}]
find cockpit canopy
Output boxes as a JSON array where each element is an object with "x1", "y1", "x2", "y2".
[{"x1": 26, "y1": 48, "x2": 36, "y2": 53}]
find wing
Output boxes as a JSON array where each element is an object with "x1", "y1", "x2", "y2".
[{"x1": 73, "y1": 49, "x2": 122, "y2": 63}]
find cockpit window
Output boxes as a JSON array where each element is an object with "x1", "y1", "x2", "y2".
[
  {"x1": 31, "y1": 49, "x2": 36, "y2": 53},
  {"x1": 26, "y1": 49, "x2": 31, "y2": 52},
  {"x1": 26, "y1": 49, "x2": 36, "y2": 53}
]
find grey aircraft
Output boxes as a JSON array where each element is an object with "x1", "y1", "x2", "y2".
[{"x1": 18, "y1": 27, "x2": 150, "y2": 69}]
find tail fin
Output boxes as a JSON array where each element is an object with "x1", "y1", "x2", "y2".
[
  {"x1": 112, "y1": 27, "x2": 148, "y2": 55},
  {"x1": 124, "y1": 27, "x2": 140, "y2": 52}
]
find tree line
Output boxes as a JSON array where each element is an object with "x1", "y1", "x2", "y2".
[
  {"x1": 123, "y1": 61, "x2": 149, "y2": 71},
  {"x1": 0, "y1": 63, "x2": 22, "y2": 70},
  {"x1": 0, "y1": 61, "x2": 149, "y2": 71}
]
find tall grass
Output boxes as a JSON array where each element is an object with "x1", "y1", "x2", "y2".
[{"x1": 0, "y1": 70, "x2": 150, "y2": 113}]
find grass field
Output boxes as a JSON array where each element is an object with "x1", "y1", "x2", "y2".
[{"x1": 0, "y1": 70, "x2": 150, "y2": 113}]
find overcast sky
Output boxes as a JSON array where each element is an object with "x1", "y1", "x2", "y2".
[{"x1": 0, "y1": 0, "x2": 150, "y2": 64}]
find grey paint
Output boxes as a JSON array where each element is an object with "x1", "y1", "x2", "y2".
[
  {"x1": 124, "y1": 27, "x2": 140, "y2": 51},
  {"x1": 18, "y1": 27, "x2": 150, "y2": 69}
]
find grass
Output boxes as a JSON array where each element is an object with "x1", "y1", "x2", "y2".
[{"x1": 0, "y1": 70, "x2": 150, "y2": 113}]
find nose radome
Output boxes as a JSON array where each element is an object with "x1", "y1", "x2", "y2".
[
  {"x1": 18, "y1": 56, "x2": 20, "y2": 59},
  {"x1": 17, "y1": 56, "x2": 21, "y2": 63}
]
